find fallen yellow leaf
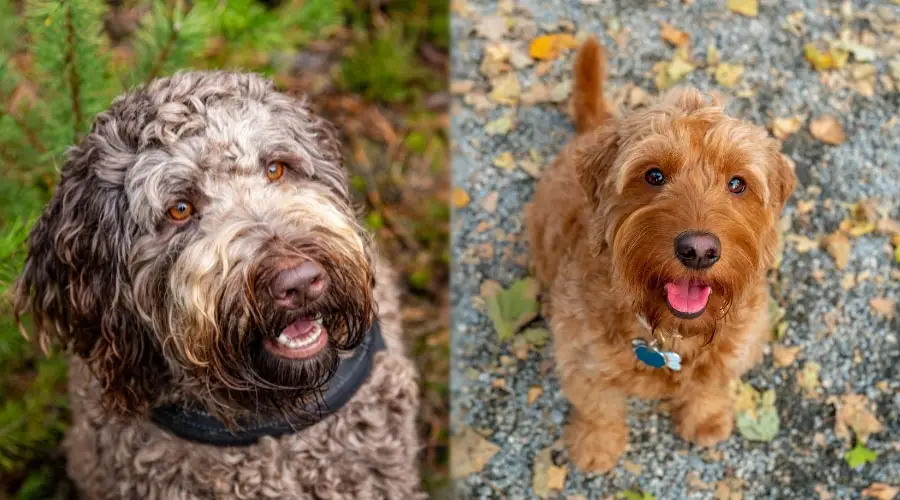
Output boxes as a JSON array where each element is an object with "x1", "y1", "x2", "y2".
[
  {"x1": 804, "y1": 43, "x2": 849, "y2": 71},
  {"x1": 493, "y1": 151, "x2": 516, "y2": 170},
  {"x1": 529, "y1": 33, "x2": 578, "y2": 61},
  {"x1": 728, "y1": 0, "x2": 758, "y2": 16},
  {"x1": 655, "y1": 50, "x2": 696, "y2": 90},
  {"x1": 452, "y1": 187, "x2": 471, "y2": 208},
  {"x1": 715, "y1": 63, "x2": 744, "y2": 88}
]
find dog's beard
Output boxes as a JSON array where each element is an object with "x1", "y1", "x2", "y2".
[
  {"x1": 199, "y1": 256, "x2": 375, "y2": 424},
  {"x1": 132, "y1": 231, "x2": 375, "y2": 424}
]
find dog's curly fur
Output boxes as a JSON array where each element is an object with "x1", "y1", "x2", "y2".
[
  {"x1": 526, "y1": 39, "x2": 795, "y2": 473},
  {"x1": 14, "y1": 71, "x2": 423, "y2": 498}
]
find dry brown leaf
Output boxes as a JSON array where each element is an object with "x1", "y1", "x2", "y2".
[
  {"x1": 480, "y1": 43, "x2": 511, "y2": 78},
  {"x1": 815, "y1": 484, "x2": 835, "y2": 500},
  {"x1": 489, "y1": 73, "x2": 521, "y2": 105},
  {"x1": 772, "y1": 116, "x2": 804, "y2": 139},
  {"x1": 476, "y1": 15, "x2": 508, "y2": 42},
  {"x1": 716, "y1": 477, "x2": 746, "y2": 500},
  {"x1": 452, "y1": 187, "x2": 471, "y2": 208},
  {"x1": 728, "y1": 0, "x2": 758, "y2": 16},
  {"x1": 824, "y1": 232, "x2": 851, "y2": 269},
  {"x1": 870, "y1": 297, "x2": 896, "y2": 319},
  {"x1": 529, "y1": 33, "x2": 578, "y2": 61},
  {"x1": 862, "y1": 483, "x2": 899, "y2": 500},
  {"x1": 481, "y1": 191, "x2": 499, "y2": 213},
  {"x1": 772, "y1": 344, "x2": 803, "y2": 368},
  {"x1": 660, "y1": 22, "x2": 691, "y2": 47},
  {"x1": 785, "y1": 233, "x2": 819, "y2": 253},
  {"x1": 527, "y1": 386, "x2": 543, "y2": 404},
  {"x1": 451, "y1": 80, "x2": 475, "y2": 94},
  {"x1": 687, "y1": 471, "x2": 713, "y2": 491},
  {"x1": 622, "y1": 459, "x2": 643, "y2": 475},
  {"x1": 810, "y1": 115, "x2": 847, "y2": 145},
  {"x1": 451, "y1": 426, "x2": 500, "y2": 478},
  {"x1": 830, "y1": 393, "x2": 885, "y2": 444},
  {"x1": 532, "y1": 446, "x2": 567, "y2": 498},
  {"x1": 798, "y1": 361, "x2": 821, "y2": 398}
]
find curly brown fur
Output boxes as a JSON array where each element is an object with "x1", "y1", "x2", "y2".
[
  {"x1": 525, "y1": 38, "x2": 795, "y2": 473},
  {"x1": 14, "y1": 71, "x2": 422, "y2": 498}
]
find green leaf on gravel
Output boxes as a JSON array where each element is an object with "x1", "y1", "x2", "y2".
[
  {"x1": 736, "y1": 406, "x2": 780, "y2": 442},
  {"x1": 486, "y1": 278, "x2": 540, "y2": 341},
  {"x1": 844, "y1": 442, "x2": 878, "y2": 469},
  {"x1": 618, "y1": 490, "x2": 656, "y2": 500},
  {"x1": 735, "y1": 385, "x2": 781, "y2": 442}
]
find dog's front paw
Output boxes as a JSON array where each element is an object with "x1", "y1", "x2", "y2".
[
  {"x1": 565, "y1": 416, "x2": 627, "y2": 473},
  {"x1": 674, "y1": 402, "x2": 734, "y2": 447}
]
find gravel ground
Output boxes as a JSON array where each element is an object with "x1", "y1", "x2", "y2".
[{"x1": 450, "y1": 1, "x2": 900, "y2": 498}]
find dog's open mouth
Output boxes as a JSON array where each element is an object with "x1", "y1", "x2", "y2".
[
  {"x1": 263, "y1": 317, "x2": 328, "y2": 360},
  {"x1": 664, "y1": 278, "x2": 711, "y2": 319}
]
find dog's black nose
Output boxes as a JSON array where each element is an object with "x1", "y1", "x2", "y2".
[
  {"x1": 272, "y1": 261, "x2": 327, "y2": 307},
  {"x1": 675, "y1": 231, "x2": 721, "y2": 269}
]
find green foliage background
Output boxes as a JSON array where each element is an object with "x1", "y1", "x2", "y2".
[{"x1": 0, "y1": 0, "x2": 449, "y2": 498}]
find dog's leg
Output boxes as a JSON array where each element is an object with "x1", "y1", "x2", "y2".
[
  {"x1": 563, "y1": 386, "x2": 628, "y2": 473},
  {"x1": 671, "y1": 383, "x2": 734, "y2": 447}
]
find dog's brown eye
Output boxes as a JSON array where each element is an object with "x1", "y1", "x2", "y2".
[
  {"x1": 266, "y1": 161, "x2": 286, "y2": 181},
  {"x1": 728, "y1": 176, "x2": 746, "y2": 194},
  {"x1": 168, "y1": 201, "x2": 194, "y2": 221},
  {"x1": 644, "y1": 168, "x2": 665, "y2": 186}
]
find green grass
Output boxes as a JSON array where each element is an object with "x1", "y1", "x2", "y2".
[{"x1": 0, "y1": 0, "x2": 449, "y2": 496}]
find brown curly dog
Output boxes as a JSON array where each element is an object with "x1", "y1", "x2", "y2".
[
  {"x1": 14, "y1": 72, "x2": 423, "y2": 499},
  {"x1": 526, "y1": 38, "x2": 795, "y2": 473}
]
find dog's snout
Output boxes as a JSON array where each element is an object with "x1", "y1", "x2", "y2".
[
  {"x1": 272, "y1": 261, "x2": 327, "y2": 307},
  {"x1": 674, "y1": 231, "x2": 721, "y2": 270}
]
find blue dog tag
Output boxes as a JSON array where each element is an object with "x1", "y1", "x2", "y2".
[{"x1": 632, "y1": 339, "x2": 681, "y2": 371}]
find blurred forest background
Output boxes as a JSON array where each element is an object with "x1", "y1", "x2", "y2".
[{"x1": 0, "y1": 0, "x2": 449, "y2": 498}]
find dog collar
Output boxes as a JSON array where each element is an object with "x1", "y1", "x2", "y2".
[
  {"x1": 632, "y1": 314, "x2": 682, "y2": 371},
  {"x1": 150, "y1": 322, "x2": 386, "y2": 447}
]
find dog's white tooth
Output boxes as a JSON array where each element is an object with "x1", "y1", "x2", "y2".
[{"x1": 277, "y1": 333, "x2": 292, "y2": 346}]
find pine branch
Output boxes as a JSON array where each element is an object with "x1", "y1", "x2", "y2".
[
  {"x1": 64, "y1": 1, "x2": 83, "y2": 140},
  {"x1": 143, "y1": 2, "x2": 178, "y2": 85}
]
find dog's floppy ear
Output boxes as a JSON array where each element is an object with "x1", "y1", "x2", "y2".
[
  {"x1": 13, "y1": 127, "x2": 164, "y2": 414},
  {"x1": 767, "y1": 150, "x2": 796, "y2": 213},
  {"x1": 574, "y1": 123, "x2": 620, "y2": 253}
]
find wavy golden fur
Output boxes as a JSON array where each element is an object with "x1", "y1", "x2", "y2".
[{"x1": 526, "y1": 38, "x2": 795, "y2": 472}]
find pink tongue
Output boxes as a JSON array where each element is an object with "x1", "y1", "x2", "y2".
[
  {"x1": 281, "y1": 318, "x2": 315, "y2": 339},
  {"x1": 664, "y1": 279, "x2": 711, "y2": 314}
]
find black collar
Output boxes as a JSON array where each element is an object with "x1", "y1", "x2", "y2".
[{"x1": 150, "y1": 322, "x2": 386, "y2": 447}]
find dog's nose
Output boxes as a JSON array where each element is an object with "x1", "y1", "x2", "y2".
[
  {"x1": 272, "y1": 261, "x2": 327, "y2": 307},
  {"x1": 674, "y1": 231, "x2": 721, "y2": 269}
]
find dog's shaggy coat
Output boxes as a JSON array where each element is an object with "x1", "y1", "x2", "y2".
[
  {"x1": 526, "y1": 39, "x2": 795, "y2": 473},
  {"x1": 14, "y1": 72, "x2": 423, "y2": 499}
]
